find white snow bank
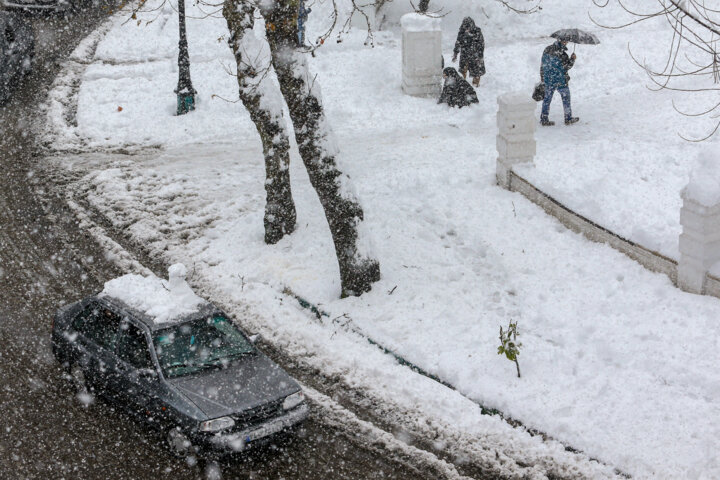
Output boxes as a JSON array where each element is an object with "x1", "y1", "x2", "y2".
[
  {"x1": 100, "y1": 263, "x2": 208, "y2": 323},
  {"x1": 683, "y1": 149, "x2": 720, "y2": 207}
]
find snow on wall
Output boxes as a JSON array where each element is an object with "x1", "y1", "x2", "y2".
[
  {"x1": 683, "y1": 149, "x2": 720, "y2": 207},
  {"x1": 400, "y1": 12, "x2": 441, "y2": 32}
]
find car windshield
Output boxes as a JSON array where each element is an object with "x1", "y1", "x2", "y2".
[{"x1": 152, "y1": 315, "x2": 255, "y2": 378}]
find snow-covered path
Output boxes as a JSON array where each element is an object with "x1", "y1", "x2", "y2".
[{"x1": 44, "y1": 1, "x2": 720, "y2": 478}]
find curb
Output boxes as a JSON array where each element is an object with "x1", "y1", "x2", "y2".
[{"x1": 284, "y1": 287, "x2": 628, "y2": 479}]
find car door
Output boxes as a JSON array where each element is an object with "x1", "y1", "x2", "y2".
[
  {"x1": 113, "y1": 320, "x2": 163, "y2": 422},
  {"x1": 67, "y1": 302, "x2": 102, "y2": 374},
  {"x1": 72, "y1": 304, "x2": 121, "y2": 395}
]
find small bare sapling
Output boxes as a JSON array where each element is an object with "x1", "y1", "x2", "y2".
[{"x1": 498, "y1": 321, "x2": 522, "y2": 378}]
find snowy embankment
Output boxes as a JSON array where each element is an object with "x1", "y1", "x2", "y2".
[{"x1": 45, "y1": 0, "x2": 720, "y2": 478}]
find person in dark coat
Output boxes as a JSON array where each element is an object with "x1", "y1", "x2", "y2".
[
  {"x1": 438, "y1": 67, "x2": 479, "y2": 108},
  {"x1": 452, "y1": 17, "x2": 485, "y2": 87},
  {"x1": 540, "y1": 39, "x2": 579, "y2": 126}
]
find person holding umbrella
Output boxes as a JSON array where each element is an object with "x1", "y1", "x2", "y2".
[
  {"x1": 540, "y1": 38, "x2": 578, "y2": 126},
  {"x1": 539, "y1": 29, "x2": 599, "y2": 126}
]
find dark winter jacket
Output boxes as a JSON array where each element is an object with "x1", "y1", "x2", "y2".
[
  {"x1": 541, "y1": 40, "x2": 575, "y2": 88},
  {"x1": 453, "y1": 17, "x2": 485, "y2": 78},
  {"x1": 438, "y1": 67, "x2": 479, "y2": 108}
]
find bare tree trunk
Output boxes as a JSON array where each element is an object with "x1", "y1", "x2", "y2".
[
  {"x1": 262, "y1": 1, "x2": 381, "y2": 297},
  {"x1": 223, "y1": 0, "x2": 296, "y2": 245},
  {"x1": 418, "y1": 0, "x2": 430, "y2": 13}
]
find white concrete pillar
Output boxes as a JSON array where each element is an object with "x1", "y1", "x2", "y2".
[
  {"x1": 496, "y1": 92, "x2": 537, "y2": 189},
  {"x1": 401, "y1": 13, "x2": 442, "y2": 98},
  {"x1": 678, "y1": 175, "x2": 720, "y2": 293}
]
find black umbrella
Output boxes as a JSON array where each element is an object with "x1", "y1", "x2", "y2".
[{"x1": 550, "y1": 29, "x2": 600, "y2": 45}]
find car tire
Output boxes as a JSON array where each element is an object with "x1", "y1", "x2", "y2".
[
  {"x1": 166, "y1": 427, "x2": 192, "y2": 458},
  {"x1": 70, "y1": 364, "x2": 93, "y2": 401},
  {"x1": 51, "y1": 338, "x2": 62, "y2": 361},
  {"x1": 22, "y1": 49, "x2": 33, "y2": 77},
  {"x1": 52, "y1": 341, "x2": 70, "y2": 372}
]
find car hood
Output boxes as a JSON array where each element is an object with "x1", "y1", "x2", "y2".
[{"x1": 167, "y1": 353, "x2": 300, "y2": 419}]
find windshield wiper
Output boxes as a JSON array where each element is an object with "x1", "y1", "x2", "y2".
[
  {"x1": 202, "y1": 350, "x2": 255, "y2": 366},
  {"x1": 165, "y1": 361, "x2": 217, "y2": 374}
]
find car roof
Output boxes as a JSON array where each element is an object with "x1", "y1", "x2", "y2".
[
  {"x1": 96, "y1": 267, "x2": 216, "y2": 328},
  {"x1": 96, "y1": 295, "x2": 223, "y2": 333}
]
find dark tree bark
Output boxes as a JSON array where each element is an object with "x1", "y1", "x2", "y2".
[
  {"x1": 224, "y1": 0, "x2": 381, "y2": 297},
  {"x1": 223, "y1": 0, "x2": 296, "y2": 245},
  {"x1": 418, "y1": 0, "x2": 430, "y2": 13}
]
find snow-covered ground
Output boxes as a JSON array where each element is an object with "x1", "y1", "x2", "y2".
[{"x1": 45, "y1": 0, "x2": 720, "y2": 478}]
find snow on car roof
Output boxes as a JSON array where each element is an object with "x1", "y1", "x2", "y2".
[{"x1": 99, "y1": 264, "x2": 210, "y2": 324}]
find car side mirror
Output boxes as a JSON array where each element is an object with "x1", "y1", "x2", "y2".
[
  {"x1": 138, "y1": 368, "x2": 158, "y2": 380},
  {"x1": 249, "y1": 333, "x2": 261, "y2": 344}
]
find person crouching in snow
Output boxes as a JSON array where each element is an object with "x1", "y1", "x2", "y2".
[
  {"x1": 452, "y1": 17, "x2": 485, "y2": 87},
  {"x1": 540, "y1": 39, "x2": 579, "y2": 126},
  {"x1": 438, "y1": 67, "x2": 478, "y2": 108}
]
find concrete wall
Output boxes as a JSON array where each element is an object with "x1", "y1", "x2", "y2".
[
  {"x1": 401, "y1": 14, "x2": 442, "y2": 98},
  {"x1": 493, "y1": 91, "x2": 720, "y2": 300}
]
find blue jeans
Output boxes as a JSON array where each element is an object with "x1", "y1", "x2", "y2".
[
  {"x1": 298, "y1": 18, "x2": 306, "y2": 45},
  {"x1": 541, "y1": 85, "x2": 572, "y2": 122}
]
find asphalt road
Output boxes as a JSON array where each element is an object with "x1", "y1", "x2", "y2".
[{"x1": 0, "y1": 7, "x2": 447, "y2": 479}]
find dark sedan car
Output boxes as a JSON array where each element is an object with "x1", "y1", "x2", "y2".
[
  {"x1": 0, "y1": 11, "x2": 33, "y2": 104},
  {"x1": 51, "y1": 274, "x2": 308, "y2": 457}
]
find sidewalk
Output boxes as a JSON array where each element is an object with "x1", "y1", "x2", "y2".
[{"x1": 45, "y1": 1, "x2": 720, "y2": 478}]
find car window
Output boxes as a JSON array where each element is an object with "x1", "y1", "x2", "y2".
[
  {"x1": 116, "y1": 322, "x2": 153, "y2": 370},
  {"x1": 72, "y1": 303, "x2": 99, "y2": 332},
  {"x1": 153, "y1": 315, "x2": 255, "y2": 378},
  {"x1": 80, "y1": 307, "x2": 121, "y2": 351}
]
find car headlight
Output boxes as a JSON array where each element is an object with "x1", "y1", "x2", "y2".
[
  {"x1": 199, "y1": 416, "x2": 235, "y2": 433},
  {"x1": 283, "y1": 391, "x2": 305, "y2": 410}
]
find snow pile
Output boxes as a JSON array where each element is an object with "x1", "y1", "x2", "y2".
[
  {"x1": 100, "y1": 263, "x2": 208, "y2": 323},
  {"x1": 400, "y1": 13, "x2": 442, "y2": 32},
  {"x1": 683, "y1": 149, "x2": 720, "y2": 206}
]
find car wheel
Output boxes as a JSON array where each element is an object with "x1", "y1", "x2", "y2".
[
  {"x1": 23, "y1": 37, "x2": 35, "y2": 77},
  {"x1": 166, "y1": 427, "x2": 192, "y2": 458},
  {"x1": 70, "y1": 364, "x2": 94, "y2": 406},
  {"x1": 51, "y1": 339, "x2": 62, "y2": 362},
  {"x1": 21, "y1": 52, "x2": 33, "y2": 77},
  {"x1": 51, "y1": 339, "x2": 70, "y2": 371}
]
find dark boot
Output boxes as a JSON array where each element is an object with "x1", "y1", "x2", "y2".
[
  {"x1": 540, "y1": 118, "x2": 555, "y2": 126},
  {"x1": 565, "y1": 117, "x2": 579, "y2": 125}
]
